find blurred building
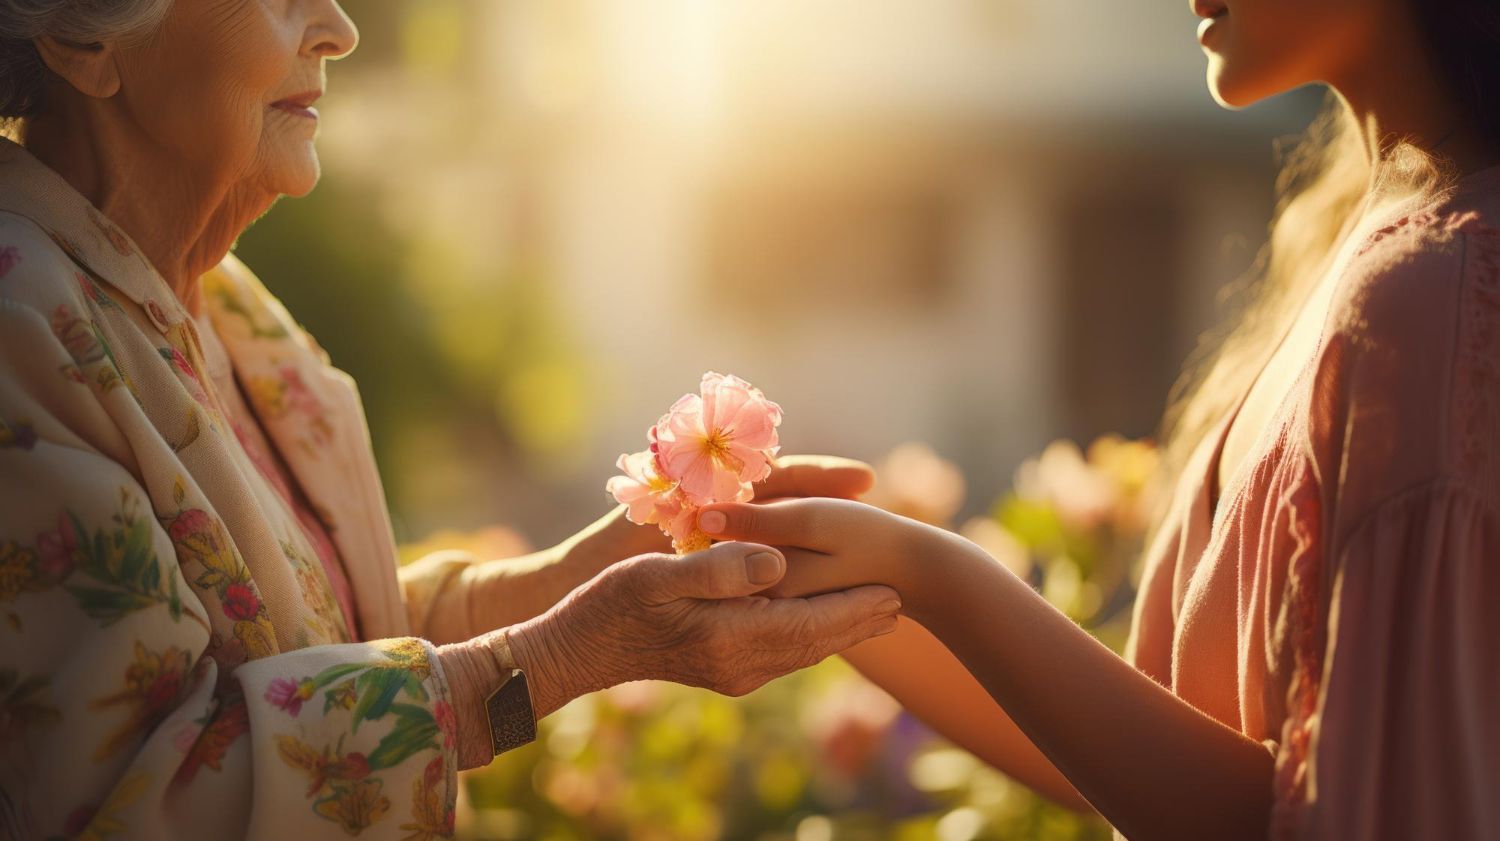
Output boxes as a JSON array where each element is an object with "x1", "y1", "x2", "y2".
[{"x1": 245, "y1": 0, "x2": 1321, "y2": 543}]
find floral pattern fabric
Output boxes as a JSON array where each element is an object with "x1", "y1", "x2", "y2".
[{"x1": 0, "y1": 136, "x2": 467, "y2": 839}]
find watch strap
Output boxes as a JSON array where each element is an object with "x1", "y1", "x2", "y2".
[{"x1": 484, "y1": 668, "x2": 537, "y2": 756}]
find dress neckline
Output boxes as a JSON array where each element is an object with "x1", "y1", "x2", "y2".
[{"x1": 1197, "y1": 186, "x2": 1422, "y2": 523}]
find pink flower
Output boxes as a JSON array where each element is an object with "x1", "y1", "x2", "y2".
[
  {"x1": 606, "y1": 451, "x2": 682, "y2": 526},
  {"x1": 277, "y1": 365, "x2": 323, "y2": 417},
  {"x1": 0, "y1": 246, "x2": 20, "y2": 279},
  {"x1": 650, "y1": 372, "x2": 782, "y2": 504},
  {"x1": 661, "y1": 503, "x2": 703, "y2": 548},
  {"x1": 62, "y1": 805, "x2": 97, "y2": 836},
  {"x1": 221, "y1": 582, "x2": 261, "y2": 621},
  {"x1": 35, "y1": 512, "x2": 77, "y2": 582},
  {"x1": 265, "y1": 677, "x2": 315, "y2": 716},
  {"x1": 606, "y1": 372, "x2": 783, "y2": 553},
  {"x1": 434, "y1": 701, "x2": 456, "y2": 749},
  {"x1": 167, "y1": 508, "x2": 212, "y2": 544},
  {"x1": 161, "y1": 346, "x2": 200, "y2": 383}
]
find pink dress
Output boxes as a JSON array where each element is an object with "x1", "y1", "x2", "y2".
[{"x1": 1126, "y1": 165, "x2": 1500, "y2": 839}]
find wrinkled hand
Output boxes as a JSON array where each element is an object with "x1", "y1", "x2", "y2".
[
  {"x1": 510, "y1": 540, "x2": 902, "y2": 714},
  {"x1": 694, "y1": 498, "x2": 957, "y2": 607},
  {"x1": 571, "y1": 454, "x2": 878, "y2": 571}
]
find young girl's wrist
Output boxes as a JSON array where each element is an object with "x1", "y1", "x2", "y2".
[{"x1": 896, "y1": 524, "x2": 990, "y2": 624}]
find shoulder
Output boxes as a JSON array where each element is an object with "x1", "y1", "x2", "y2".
[
  {"x1": 1310, "y1": 194, "x2": 1500, "y2": 525},
  {"x1": 204, "y1": 252, "x2": 332, "y2": 364},
  {"x1": 0, "y1": 213, "x2": 134, "y2": 460},
  {"x1": 1329, "y1": 202, "x2": 1493, "y2": 346},
  {"x1": 0, "y1": 210, "x2": 95, "y2": 321}
]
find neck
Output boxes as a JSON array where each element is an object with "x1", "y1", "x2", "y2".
[
  {"x1": 1332, "y1": 14, "x2": 1500, "y2": 188},
  {"x1": 21, "y1": 110, "x2": 274, "y2": 318}
]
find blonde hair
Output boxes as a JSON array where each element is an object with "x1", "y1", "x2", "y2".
[{"x1": 1155, "y1": 91, "x2": 1453, "y2": 513}]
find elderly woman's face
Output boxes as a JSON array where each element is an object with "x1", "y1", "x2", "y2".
[{"x1": 114, "y1": 0, "x2": 357, "y2": 198}]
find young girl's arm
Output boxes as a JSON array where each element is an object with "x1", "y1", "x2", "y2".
[
  {"x1": 842, "y1": 618, "x2": 1095, "y2": 812},
  {"x1": 699, "y1": 500, "x2": 1274, "y2": 841}
]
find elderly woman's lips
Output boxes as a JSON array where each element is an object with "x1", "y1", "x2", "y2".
[{"x1": 271, "y1": 92, "x2": 321, "y2": 119}]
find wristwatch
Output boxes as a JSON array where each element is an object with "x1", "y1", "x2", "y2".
[
  {"x1": 484, "y1": 668, "x2": 537, "y2": 756},
  {"x1": 482, "y1": 631, "x2": 537, "y2": 756}
]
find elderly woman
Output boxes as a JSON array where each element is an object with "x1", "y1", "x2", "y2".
[{"x1": 0, "y1": 0, "x2": 903, "y2": 838}]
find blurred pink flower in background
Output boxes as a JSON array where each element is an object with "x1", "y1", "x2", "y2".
[
  {"x1": 1013, "y1": 440, "x2": 1116, "y2": 530},
  {"x1": 864, "y1": 442, "x2": 967, "y2": 527},
  {"x1": 959, "y1": 516, "x2": 1033, "y2": 580},
  {"x1": 802, "y1": 679, "x2": 902, "y2": 780},
  {"x1": 1013, "y1": 435, "x2": 1161, "y2": 532}
]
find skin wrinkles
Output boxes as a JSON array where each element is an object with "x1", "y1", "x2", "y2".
[
  {"x1": 681, "y1": 3, "x2": 1500, "y2": 838},
  {"x1": 24, "y1": 0, "x2": 357, "y2": 316},
  {"x1": 13, "y1": 0, "x2": 913, "y2": 786}
]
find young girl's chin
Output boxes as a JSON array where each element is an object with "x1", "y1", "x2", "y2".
[{"x1": 1205, "y1": 57, "x2": 1279, "y2": 111}]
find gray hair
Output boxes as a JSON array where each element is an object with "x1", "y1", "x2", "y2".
[{"x1": 0, "y1": 0, "x2": 171, "y2": 120}]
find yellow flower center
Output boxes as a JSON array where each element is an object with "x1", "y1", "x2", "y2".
[
  {"x1": 701, "y1": 428, "x2": 748, "y2": 478},
  {"x1": 702, "y1": 428, "x2": 735, "y2": 465},
  {"x1": 647, "y1": 470, "x2": 676, "y2": 494}
]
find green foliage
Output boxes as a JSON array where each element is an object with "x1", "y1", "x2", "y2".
[
  {"x1": 438, "y1": 436, "x2": 1159, "y2": 840},
  {"x1": 63, "y1": 503, "x2": 181, "y2": 626},
  {"x1": 367, "y1": 703, "x2": 443, "y2": 771}
]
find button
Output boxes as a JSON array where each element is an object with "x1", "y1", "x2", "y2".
[{"x1": 145, "y1": 298, "x2": 171, "y2": 333}]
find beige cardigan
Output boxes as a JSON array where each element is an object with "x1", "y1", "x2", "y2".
[{"x1": 0, "y1": 136, "x2": 474, "y2": 839}]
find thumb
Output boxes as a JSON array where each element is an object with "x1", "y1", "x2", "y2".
[{"x1": 637, "y1": 541, "x2": 785, "y2": 603}]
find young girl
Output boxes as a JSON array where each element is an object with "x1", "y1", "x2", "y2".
[{"x1": 696, "y1": 1, "x2": 1500, "y2": 838}]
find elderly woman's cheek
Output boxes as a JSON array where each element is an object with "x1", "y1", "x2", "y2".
[{"x1": 260, "y1": 108, "x2": 324, "y2": 195}]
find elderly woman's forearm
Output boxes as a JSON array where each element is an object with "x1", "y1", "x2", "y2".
[{"x1": 421, "y1": 545, "x2": 590, "y2": 644}]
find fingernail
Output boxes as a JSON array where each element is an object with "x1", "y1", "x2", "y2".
[
  {"x1": 878, "y1": 600, "x2": 902, "y2": 614},
  {"x1": 746, "y1": 551, "x2": 783, "y2": 585},
  {"x1": 699, "y1": 510, "x2": 727, "y2": 534}
]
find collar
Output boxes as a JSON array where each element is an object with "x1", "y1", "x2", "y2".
[{"x1": 0, "y1": 135, "x2": 189, "y2": 335}]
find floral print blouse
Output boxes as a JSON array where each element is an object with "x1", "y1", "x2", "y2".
[
  {"x1": 191, "y1": 306, "x2": 361, "y2": 640},
  {"x1": 0, "y1": 137, "x2": 476, "y2": 840}
]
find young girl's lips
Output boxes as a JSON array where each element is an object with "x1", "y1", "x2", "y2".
[{"x1": 1197, "y1": 11, "x2": 1227, "y2": 46}]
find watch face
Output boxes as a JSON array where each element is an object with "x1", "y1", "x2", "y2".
[{"x1": 486, "y1": 669, "x2": 538, "y2": 756}]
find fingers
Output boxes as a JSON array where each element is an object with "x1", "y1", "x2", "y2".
[
  {"x1": 699, "y1": 584, "x2": 901, "y2": 696},
  {"x1": 631, "y1": 541, "x2": 786, "y2": 604},
  {"x1": 696, "y1": 497, "x2": 847, "y2": 551},
  {"x1": 756, "y1": 547, "x2": 864, "y2": 599},
  {"x1": 757, "y1": 584, "x2": 903, "y2": 665},
  {"x1": 757, "y1": 455, "x2": 875, "y2": 501},
  {"x1": 777, "y1": 584, "x2": 902, "y2": 640}
]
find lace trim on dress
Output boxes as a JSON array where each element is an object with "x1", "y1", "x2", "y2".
[
  {"x1": 1271, "y1": 213, "x2": 1500, "y2": 837},
  {"x1": 1455, "y1": 220, "x2": 1500, "y2": 476},
  {"x1": 1270, "y1": 453, "x2": 1322, "y2": 839}
]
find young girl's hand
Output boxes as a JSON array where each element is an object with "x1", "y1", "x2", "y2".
[{"x1": 696, "y1": 497, "x2": 966, "y2": 612}]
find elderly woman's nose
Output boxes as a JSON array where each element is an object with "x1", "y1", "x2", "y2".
[{"x1": 303, "y1": 0, "x2": 358, "y2": 60}]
